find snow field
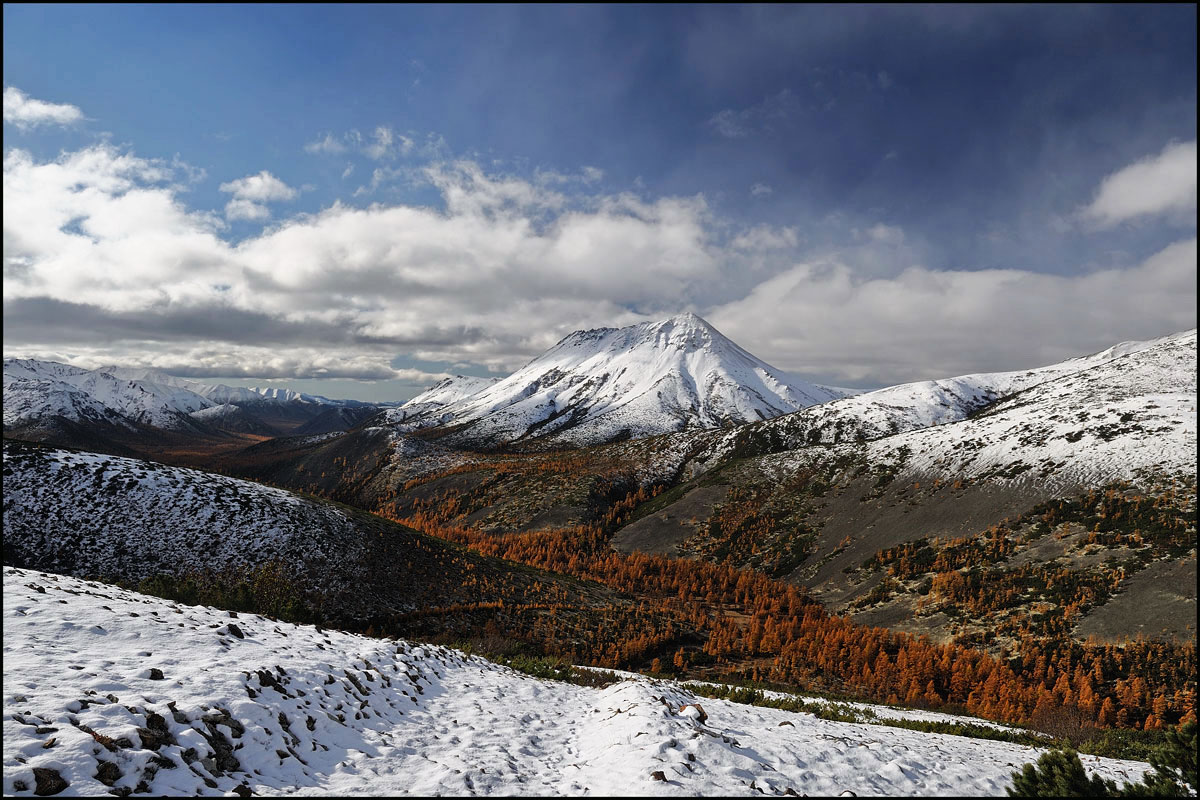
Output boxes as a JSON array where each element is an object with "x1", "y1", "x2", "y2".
[{"x1": 3, "y1": 569, "x2": 1154, "y2": 797}]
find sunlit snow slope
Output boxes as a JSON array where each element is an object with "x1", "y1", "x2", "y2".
[
  {"x1": 387, "y1": 313, "x2": 846, "y2": 447},
  {"x1": 687, "y1": 329, "x2": 1197, "y2": 487},
  {"x1": 2, "y1": 569, "x2": 1153, "y2": 797}
]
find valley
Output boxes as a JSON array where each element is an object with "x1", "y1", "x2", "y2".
[{"x1": 3, "y1": 317, "x2": 1196, "y2": 796}]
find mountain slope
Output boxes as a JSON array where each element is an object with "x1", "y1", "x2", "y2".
[
  {"x1": 386, "y1": 313, "x2": 846, "y2": 447},
  {"x1": 4, "y1": 359, "x2": 212, "y2": 431},
  {"x1": 0, "y1": 440, "x2": 612, "y2": 629},
  {"x1": 2, "y1": 568, "x2": 1154, "y2": 797},
  {"x1": 609, "y1": 330, "x2": 1197, "y2": 644},
  {"x1": 387, "y1": 375, "x2": 502, "y2": 423},
  {"x1": 683, "y1": 329, "x2": 1198, "y2": 475},
  {"x1": 856, "y1": 328, "x2": 1197, "y2": 488}
]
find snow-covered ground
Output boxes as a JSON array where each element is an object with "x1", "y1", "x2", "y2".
[
  {"x1": 687, "y1": 329, "x2": 1197, "y2": 489},
  {"x1": 3, "y1": 569, "x2": 1154, "y2": 797},
  {"x1": 857, "y1": 328, "x2": 1197, "y2": 489}
]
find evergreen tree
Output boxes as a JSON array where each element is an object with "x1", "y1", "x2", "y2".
[
  {"x1": 1007, "y1": 749, "x2": 1117, "y2": 797},
  {"x1": 1009, "y1": 724, "x2": 1198, "y2": 797}
]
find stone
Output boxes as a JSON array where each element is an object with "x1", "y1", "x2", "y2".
[
  {"x1": 32, "y1": 767, "x2": 68, "y2": 796},
  {"x1": 680, "y1": 703, "x2": 708, "y2": 724},
  {"x1": 95, "y1": 760, "x2": 122, "y2": 786}
]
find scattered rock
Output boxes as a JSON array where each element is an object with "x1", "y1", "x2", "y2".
[
  {"x1": 651, "y1": 770, "x2": 668, "y2": 782},
  {"x1": 231, "y1": 784, "x2": 253, "y2": 797},
  {"x1": 226, "y1": 623, "x2": 244, "y2": 639},
  {"x1": 135, "y1": 712, "x2": 173, "y2": 750},
  {"x1": 147, "y1": 668, "x2": 164, "y2": 680},
  {"x1": 778, "y1": 721, "x2": 795, "y2": 727},
  {"x1": 95, "y1": 760, "x2": 122, "y2": 786},
  {"x1": 32, "y1": 767, "x2": 68, "y2": 796},
  {"x1": 680, "y1": 703, "x2": 708, "y2": 724}
]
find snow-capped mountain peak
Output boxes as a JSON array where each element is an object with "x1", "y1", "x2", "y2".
[{"x1": 387, "y1": 314, "x2": 848, "y2": 447}]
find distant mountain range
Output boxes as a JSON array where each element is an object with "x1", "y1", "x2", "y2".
[
  {"x1": 2, "y1": 358, "x2": 382, "y2": 449},
  {"x1": 4, "y1": 320, "x2": 1197, "y2": 474}
]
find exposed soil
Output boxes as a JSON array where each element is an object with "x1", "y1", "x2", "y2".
[
  {"x1": 1072, "y1": 555, "x2": 1198, "y2": 643},
  {"x1": 610, "y1": 484, "x2": 731, "y2": 556}
]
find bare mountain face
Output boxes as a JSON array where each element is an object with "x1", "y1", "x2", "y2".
[{"x1": 386, "y1": 313, "x2": 848, "y2": 448}]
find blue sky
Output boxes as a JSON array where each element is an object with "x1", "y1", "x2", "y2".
[{"x1": 4, "y1": 4, "x2": 1196, "y2": 400}]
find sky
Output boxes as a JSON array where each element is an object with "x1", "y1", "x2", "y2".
[{"x1": 3, "y1": 4, "x2": 1196, "y2": 402}]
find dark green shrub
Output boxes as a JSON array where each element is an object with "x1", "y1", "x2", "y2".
[{"x1": 1008, "y1": 749, "x2": 1118, "y2": 797}]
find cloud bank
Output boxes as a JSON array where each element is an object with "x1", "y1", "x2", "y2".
[{"x1": 2, "y1": 90, "x2": 1195, "y2": 396}]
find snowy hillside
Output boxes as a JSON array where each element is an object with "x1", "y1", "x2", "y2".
[
  {"x1": 388, "y1": 375, "x2": 502, "y2": 423},
  {"x1": 248, "y1": 387, "x2": 373, "y2": 408},
  {"x1": 2, "y1": 568, "x2": 1154, "y2": 797},
  {"x1": 2, "y1": 444, "x2": 373, "y2": 599},
  {"x1": 386, "y1": 313, "x2": 847, "y2": 447},
  {"x1": 856, "y1": 328, "x2": 1198, "y2": 489},
  {"x1": 686, "y1": 329, "x2": 1198, "y2": 482},
  {"x1": 99, "y1": 367, "x2": 268, "y2": 405}
]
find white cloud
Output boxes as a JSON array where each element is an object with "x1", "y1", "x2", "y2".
[
  {"x1": 304, "y1": 133, "x2": 347, "y2": 155},
  {"x1": 705, "y1": 89, "x2": 808, "y2": 138},
  {"x1": 731, "y1": 224, "x2": 797, "y2": 251},
  {"x1": 4, "y1": 144, "x2": 774, "y2": 378},
  {"x1": 707, "y1": 108, "x2": 751, "y2": 139},
  {"x1": 750, "y1": 183, "x2": 773, "y2": 197},
  {"x1": 1080, "y1": 140, "x2": 1197, "y2": 229},
  {"x1": 6, "y1": 141, "x2": 1194, "y2": 391},
  {"x1": 309, "y1": 127, "x2": 416, "y2": 161},
  {"x1": 223, "y1": 198, "x2": 272, "y2": 222},
  {"x1": 877, "y1": 70, "x2": 893, "y2": 89},
  {"x1": 3, "y1": 87, "x2": 84, "y2": 130},
  {"x1": 219, "y1": 171, "x2": 298, "y2": 203},
  {"x1": 865, "y1": 223, "x2": 905, "y2": 244},
  {"x1": 362, "y1": 126, "x2": 414, "y2": 160},
  {"x1": 710, "y1": 238, "x2": 1197, "y2": 386},
  {"x1": 218, "y1": 170, "x2": 298, "y2": 221}
]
